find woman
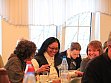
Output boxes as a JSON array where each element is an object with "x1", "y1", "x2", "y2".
[
  {"x1": 32, "y1": 37, "x2": 61, "y2": 77},
  {"x1": 81, "y1": 33, "x2": 111, "y2": 83},
  {"x1": 80, "y1": 40, "x2": 103, "y2": 72},
  {"x1": 5, "y1": 39, "x2": 36, "y2": 83},
  {"x1": 59, "y1": 42, "x2": 82, "y2": 70}
]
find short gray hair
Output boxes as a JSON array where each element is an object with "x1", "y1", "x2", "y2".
[{"x1": 70, "y1": 42, "x2": 81, "y2": 51}]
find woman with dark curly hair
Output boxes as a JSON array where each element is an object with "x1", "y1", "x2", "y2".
[
  {"x1": 5, "y1": 39, "x2": 36, "y2": 83},
  {"x1": 32, "y1": 37, "x2": 61, "y2": 78}
]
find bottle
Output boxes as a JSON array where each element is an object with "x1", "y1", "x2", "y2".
[
  {"x1": 24, "y1": 61, "x2": 33, "y2": 74},
  {"x1": 23, "y1": 61, "x2": 36, "y2": 83},
  {"x1": 60, "y1": 56, "x2": 69, "y2": 83},
  {"x1": 61, "y1": 56, "x2": 68, "y2": 70}
]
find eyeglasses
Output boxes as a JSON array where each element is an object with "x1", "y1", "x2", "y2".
[
  {"x1": 108, "y1": 45, "x2": 111, "y2": 48},
  {"x1": 48, "y1": 46, "x2": 59, "y2": 51}
]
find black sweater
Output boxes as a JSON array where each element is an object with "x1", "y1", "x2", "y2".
[{"x1": 82, "y1": 53, "x2": 111, "y2": 83}]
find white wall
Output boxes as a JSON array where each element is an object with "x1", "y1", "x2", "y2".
[{"x1": 100, "y1": 13, "x2": 111, "y2": 43}]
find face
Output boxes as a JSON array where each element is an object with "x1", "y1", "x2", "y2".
[
  {"x1": 47, "y1": 42, "x2": 59, "y2": 57},
  {"x1": 108, "y1": 44, "x2": 111, "y2": 58},
  {"x1": 70, "y1": 50, "x2": 80, "y2": 59},
  {"x1": 87, "y1": 46, "x2": 100, "y2": 59}
]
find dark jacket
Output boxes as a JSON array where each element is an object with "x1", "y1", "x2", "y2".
[
  {"x1": 34, "y1": 53, "x2": 61, "y2": 76},
  {"x1": 82, "y1": 52, "x2": 111, "y2": 83},
  {"x1": 59, "y1": 50, "x2": 82, "y2": 70}
]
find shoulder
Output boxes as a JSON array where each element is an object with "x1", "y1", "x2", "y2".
[
  {"x1": 31, "y1": 59, "x2": 39, "y2": 71},
  {"x1": 59, "y1": 50, "x2": 67, "y2": 58},
  {"x1": 81, "y1": 57, "x2": 90, "y2": 63},
  {"x1": 59, "y1": 50, "x2": 67, "y2": 55},
  {"x1": 86, "y1": 54, "x2": 105, "y2": 69},
  {"x1": 34, "y1": 53, "x2": 44, "y2": 60},
  {"x1": 82, "y1": 57, "x2": 90, "y2": 61},
  {"x1": 6, "y1": 54, "x2": 21, "y2": 65}
]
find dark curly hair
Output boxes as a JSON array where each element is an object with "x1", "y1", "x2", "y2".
[{"x1": 14, "y1": 39, "x2": 36, "y2": 61}]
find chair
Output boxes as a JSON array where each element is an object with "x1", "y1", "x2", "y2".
[
  {"x1": 0, "y1": 55, "x2": 4, "y2": 68},
  {"x1": 0, "y1": 68, "x2": 10, "y2": 83}
]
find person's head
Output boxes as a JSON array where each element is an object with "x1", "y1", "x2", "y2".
[
  {"x1": 103, "y1": 41, "x2": 108, "y2": 53},
  {"x1": 14, "y1": 39, "x2": 36, "y2": 62},
  {"x1": 38, "y1": 37, "x2": 60, "y2": 57},
  {"x1": 87, "y1": 40, "x2": 103, "y2": 59},
  {"x1": 70, "y1": 42, "x2": 81, "y2": 59},
  {"x1": 107, "y1": 31, "x2": 111, "y2": 57}
]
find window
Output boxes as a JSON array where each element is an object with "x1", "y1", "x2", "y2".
[
  {"x1": 29, "y1": 25, "x2": 57, "y2": 49},
  {"x1": 0, "y1": 16, "x2": 2, "y2": 54},
  {"x1": 65, "y1": 12, "x2": 91, "y2": 55},
  {"x1": 28, "y1": 0, "x2": 92, "y2": 55},
  {"x1": 29, "y1": 12, "x2": 91, "y2": 56}
]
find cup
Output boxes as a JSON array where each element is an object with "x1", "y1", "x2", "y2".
[
  {"x1": 39, "y1": 75, "x2": 49, "y2": 83},
  {"x1": 52, "y1": 77, "x2": 61, "y2": 83}
]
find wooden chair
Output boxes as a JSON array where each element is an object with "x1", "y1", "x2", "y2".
[{"x1": 0, "y1": 68, "x2": 10, "y2": 83}]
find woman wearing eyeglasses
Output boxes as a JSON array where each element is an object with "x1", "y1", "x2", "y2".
[{"x1": 32, "y1": 37, "x2": 61, "y2": 77}]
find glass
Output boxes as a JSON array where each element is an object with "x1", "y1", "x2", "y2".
[
  {"x1": 40, "y1": 72, "x2": 49, "y2": 83},
  {"x1": 48, "y1": 46, "x2": 58, "y2": 51},
  {"x1": 52, "y1": 77, "x2": 61, "y2": 83},
  {"x1": 39, "y1": 75, "x2": 49, "y2": 83}
]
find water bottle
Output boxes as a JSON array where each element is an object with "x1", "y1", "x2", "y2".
[
  {"x1": 23, "y1": 61, "x2": 36, "y2": 83},
  {"x1": 60, "y1": 56, "x2": 69, "y2": 83},
  {"x1": 24, "y1": 61, "x2": 33, "y2": 74}
]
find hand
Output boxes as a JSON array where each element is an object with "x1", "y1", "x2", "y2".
[
  {"x1": 75, "y1": 70, "x2": 84, "y2": 77},
  {"x1": 37, "y1": 64, "x2": 50, "y2": 73}
]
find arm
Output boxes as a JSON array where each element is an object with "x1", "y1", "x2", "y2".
[
  {"x1": 81, "y1": 60, "x2": 101, "y2": 83},
  {"x1": 31, "y1": 59, "x2": 50, "y2": 74},
  {"x1": 5, "y1": 59, "x2": 23, "y2": 83}
]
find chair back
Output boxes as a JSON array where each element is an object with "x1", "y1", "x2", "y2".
[{"x1": 0, "y1": 68, "x2": 10, "y2": 83}]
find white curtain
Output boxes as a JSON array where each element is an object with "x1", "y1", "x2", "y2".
[
  {"x1": 28, "y1": 0, "x2": 95, "y2": 26},
  {"x1": 0, "y1": 0, "x2": 28, "y2": 25},
  {"x1": 0, "y1": 0, "x2": 111, "y2": 26}
]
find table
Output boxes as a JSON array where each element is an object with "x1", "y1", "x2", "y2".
[{"x1": 69, "y1": 77, "x2": 82, "y2": 83}]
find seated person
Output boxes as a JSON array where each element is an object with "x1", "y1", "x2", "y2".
[
  {"x1": 80, "y1": 40, "x2": 103, "y2": 72},
  {"x1": 0, "y1": 55, "x2": 4, "y2": 68},
  {"x1": 31, "y1": 37, "x2": 61, "y2": 77},
  {"x1": 81, "y1": 33, "x2": 111, "y2": 83},
  {"x1": 5, "y1": 39, "x2": 36, "y2": 83},
  {"x1": 103, "y1": 41, "x2": 108, "y2": 53},
  {"x1": 59, "y1": 42, "x2": 82, "y2": 70},
  {"x1": 73, "y1": 40, "x2": 103, "y2": 77}
]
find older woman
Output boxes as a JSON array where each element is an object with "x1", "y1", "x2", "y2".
[{"x1": 5, "y1": 39, "x2": 36, "y2": 83}]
